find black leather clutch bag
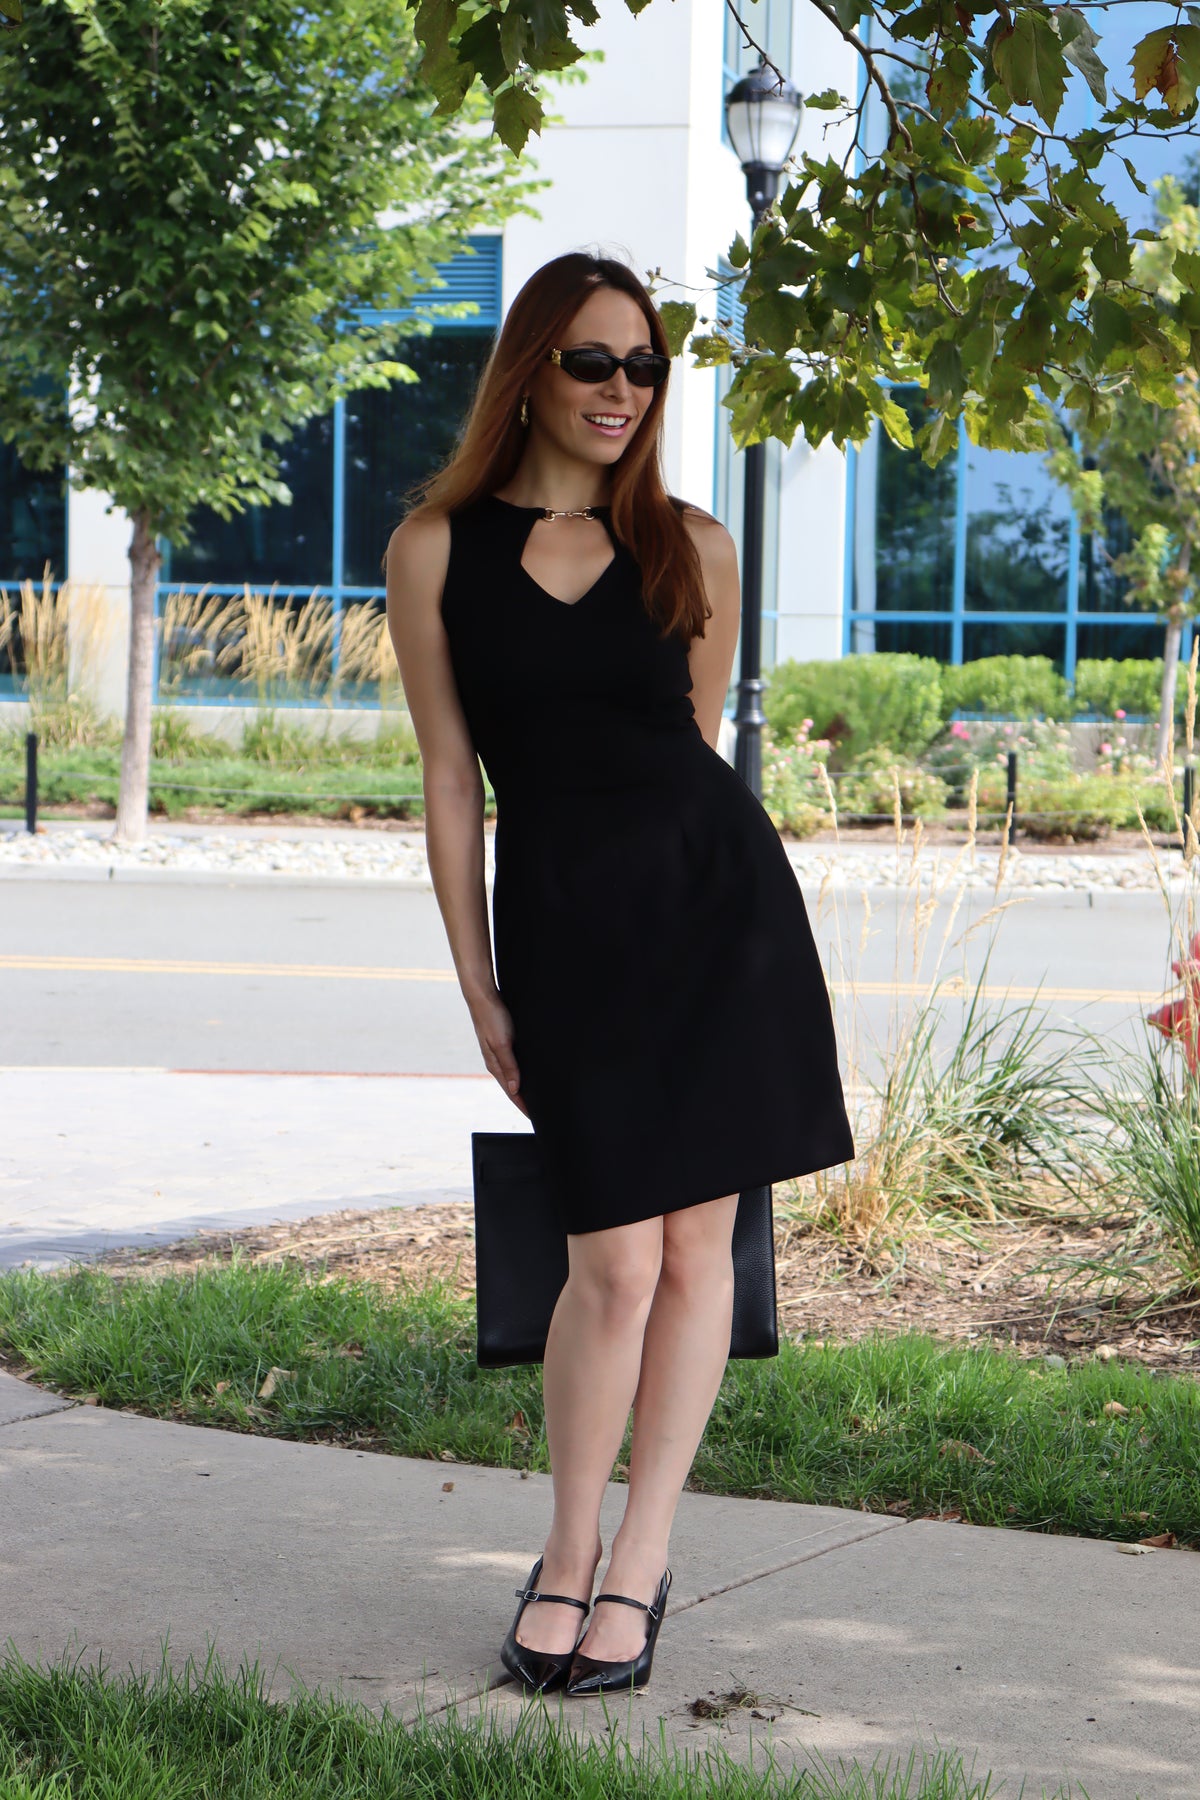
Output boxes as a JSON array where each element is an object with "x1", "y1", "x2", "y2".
[{"x1": 471, "y1": 1130, "x2": 779, "y2": 1368}]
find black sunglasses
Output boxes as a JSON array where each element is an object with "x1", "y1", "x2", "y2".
[{"x1": 549, "y1": 346, "x2": 671, "y2": 388}]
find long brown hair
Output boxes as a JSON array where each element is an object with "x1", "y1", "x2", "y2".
[{"x1": 401, "y1": 253, "x2": 710, "y2": 643}]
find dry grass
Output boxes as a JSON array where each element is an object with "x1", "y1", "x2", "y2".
[
  {"x1": 157, "y1": 584, "x2": 402, "y2": 702},
  {"x1": 0, "y1": 569, "x2": 115, "y2": 744},
  {"x1": 792, "y1": 763, "x2": 1071, "y2": 1250}
]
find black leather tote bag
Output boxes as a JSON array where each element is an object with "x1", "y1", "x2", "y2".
[{"x1": 471, "y1": 1130, "x2": 779, "y2": 1368}]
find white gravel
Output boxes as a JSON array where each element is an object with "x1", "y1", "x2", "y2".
[{"x1": 1, "y1": 823, "x2": 1196, "y2": 891}]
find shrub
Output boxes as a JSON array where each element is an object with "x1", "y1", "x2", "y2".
[
  {"x1": 973, "y1": 717, "x2": 1075, "y2": 782},
  {"x1": 760, "y1": 719, "x2": 832, "y2": 838},
  {"x1": 919, "y1": 721, "x2": 978, "y2": 805},
  {"x1": 975, "y1": 767, "x2": 1125, "y2": 839},
  {"x1": 1072, "y1": 657, "x2": 1166, "y2": 720},
  {"x1": 943, "y1": 655, "x2": 1069, "y2": 720},
  {"x1": 837, "y1": 748, "x2": 950, "y2": 821},
  {"x1": 763, "y1": 653, "x2": 944, "y2": 767}
]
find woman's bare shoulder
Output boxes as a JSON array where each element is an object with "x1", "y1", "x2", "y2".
[
  {"x1": 386, "y1": 507, "x2": 452, "y2": 577},
  {"x1": 675, "y1": 501, "x2": 737, "y2": 572},
  {"x1": 386, "y1": 507, "x2": 453, "y2": 604},
  {"x1": 673, "y1": 497, "x2": 732, "y2": 539}
]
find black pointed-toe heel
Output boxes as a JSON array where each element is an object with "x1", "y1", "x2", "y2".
[
  {"x1": 499, "y1": 1554, "x2": 592, "y2": 1695},
  {"x1": 564, "y1": 1568, "x2": 672, "y2": 1697}
]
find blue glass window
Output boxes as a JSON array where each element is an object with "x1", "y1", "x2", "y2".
[
  {"x1": 0, "y1": 437, "x2": 69, "y2": 694},
  {"x1": 963, "y1": 442, "x2": 1072, "y2": 614},
  {"x1": 853, "y1": 387, "x2": 956, "y2": 621},
  {"x1": 0, "y1": 440, "x2": 66, "y2": 586},
  {"x1": 170, "y1": 417, "x2": 335, "y2": 590},
  {"x1": 157, "y1": 235, "x2": 501, "y2": 703},
  {"x1": 342, "y1": 331, "x2": 493, "y2": 588}
]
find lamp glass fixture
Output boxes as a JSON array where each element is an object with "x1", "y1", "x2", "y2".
[{"x1": 725, "y1": 60, "x2": 803, "y2": 171}]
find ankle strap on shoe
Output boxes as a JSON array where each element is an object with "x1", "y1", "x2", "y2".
[
  {"x1": 515, "y1": 1586, "x2": 589, "y2": 1611},
  {"x1": 593, "y1": 1590, "x2": 661, "y2": 1623}
]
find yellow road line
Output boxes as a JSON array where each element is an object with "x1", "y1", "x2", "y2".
[
  {"x1": 0, "y1": 953, "x2": 1162, "y2": 1007},
  {"x1": 0, "y1": 954, "x2": 456, "y2": 981},
  {"x1": 840, "y1": 979, "x2": 1159, "y2": 1005}
]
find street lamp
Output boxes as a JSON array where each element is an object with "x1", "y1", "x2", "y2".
[{"x1": 723, "y1": 60, "x2": 803, "y2": 798}]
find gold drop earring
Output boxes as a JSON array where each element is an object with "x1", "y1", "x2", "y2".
[{"x1": 519, "y1": 393, "x2": 530, "y2": 427}]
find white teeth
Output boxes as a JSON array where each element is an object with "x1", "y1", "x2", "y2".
[{"x1": 585, "y1": 414, "x2": 628, "y2": 427}]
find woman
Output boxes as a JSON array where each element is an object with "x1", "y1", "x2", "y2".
[{"x1": 384, "y1": 251, "x2": 855, "y2": 1699}]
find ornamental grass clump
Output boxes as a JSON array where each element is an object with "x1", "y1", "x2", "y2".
[
  {"x1": 0, "y1": 569, "x2": 114, "y2": 744},
  {"x1": 1064, "y1": 640, "x2": 1200, "y2": 1296},
  {"x1": 781, "y1": 766, "x2": 1099, "y2": 1257},
  {"x1": 1092, "y1": 1054, "x2": 1200, "y2": 1292}
]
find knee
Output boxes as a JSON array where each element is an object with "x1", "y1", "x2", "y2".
[
  {"x1": 659, "y1": 1204, "x2": 737, "y2": 1296},
  {"x1": 570, "y1": 1232, "x2": 662, "y2": 1325}
]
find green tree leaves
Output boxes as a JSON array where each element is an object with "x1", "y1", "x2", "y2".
[
  {"x1": 1049, "y1": 177, "x2": 1200, "y2": 756},
  {"x1": 0, "y1": 0, "x2": 536, "y2": 833},
  {"x1": 0, "y1": 0, "x2": 533, "y2": 534},
  {"x1": 397, "y1": 0, "x2": 1200, "y2": 463},
  {"x1": 988, "y1": 8, "x2": 1068, "y2": 126}
]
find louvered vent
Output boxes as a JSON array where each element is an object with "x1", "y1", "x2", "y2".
[
  {"x1": 715, "y1": 265, "x2": 746, "y2": 341},
  {"x1": 408, "y1": 234, "x2": 502, "y2": 329}
]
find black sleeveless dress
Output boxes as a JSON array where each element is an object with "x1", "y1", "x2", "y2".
[{"x1": 441, "y1": 494, "x2": 855, "y2": 1234}]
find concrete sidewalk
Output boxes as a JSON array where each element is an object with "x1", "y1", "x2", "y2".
[
  {"x1": 2, "y1": 1368, "x2": 1196, "y2": 1798},
  {"x1": 0, "y1": 1068, "x2": 524, "y2": 1269}
]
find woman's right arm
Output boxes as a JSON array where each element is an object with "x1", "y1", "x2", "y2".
[{"x1": 384, "y1": 514, "x2": 529, "y2": 1117}]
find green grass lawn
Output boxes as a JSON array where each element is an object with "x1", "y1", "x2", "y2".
[
  {"x1": 0, "y1": 1649, "x2": 1026, "y2": 1800},
  {"x1": 1, "y1": 1263, "x2": 1196, "y2": 1547}
]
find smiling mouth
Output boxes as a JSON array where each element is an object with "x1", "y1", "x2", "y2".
[{"x1": 583, "y1": 413, "x2": 631, "y2": 433}]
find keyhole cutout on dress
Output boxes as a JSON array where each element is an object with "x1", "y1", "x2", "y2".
[{"x1": 519, "y1": 515, "x2": 617, "y2": 608}]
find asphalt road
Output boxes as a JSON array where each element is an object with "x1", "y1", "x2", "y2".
[
  {"x1": 1, "y1": 873, "x2": 1192, "y2": 1266},
  {"x1": 0, "y1": 875, "x2": 1185, "y2": 1076}
]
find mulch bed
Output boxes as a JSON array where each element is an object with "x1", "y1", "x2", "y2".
[{"x1": 90, "y1": 1198, "x2": 1200, "y2": 1381}]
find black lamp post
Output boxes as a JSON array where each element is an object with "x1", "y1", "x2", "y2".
[{"x1": 723, "y1": 60, "x2": 803, "y2": 797}]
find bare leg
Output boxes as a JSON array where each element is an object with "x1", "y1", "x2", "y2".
[
  {"x1": 514, "y1": 1215, "x2": 663, "y2": 1657},
  {"x1": 572, "y1": 1192, "x2": 738, "y2": 1663}
]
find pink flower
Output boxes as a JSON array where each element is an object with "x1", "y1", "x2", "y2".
[
  {"x1": 1100, "y1": 742, "x2": 1111, "y2": 754},
  {"x1": 950, "y1": 721, "x2": 970, "y2": 740},
  {"x1": 1115, "y1": 709, "x2": 1126, "y2": 720}
]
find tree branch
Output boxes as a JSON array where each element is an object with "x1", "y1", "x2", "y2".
[
  {"x1": 800, "y1": 0, "x2": 913, "y2": 153},
  {"x1": 721, "y1": 1, "x2": 788, "y2": 89}
]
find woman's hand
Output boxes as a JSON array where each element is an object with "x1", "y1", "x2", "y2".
[{"x1": 469, "y1": 990, "x2": 531, "y2": 1118}]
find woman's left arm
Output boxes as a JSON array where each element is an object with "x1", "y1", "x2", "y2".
[{"x1": 684, "y1": 512, "x2": 742, "y2": 752}]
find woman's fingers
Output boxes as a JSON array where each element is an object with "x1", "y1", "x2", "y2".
[
  {"x1": 487, "y1": 1039, "x2": 530, "y2": 1116},
  {"x1": 471, "y1": 994, "x2": 530, "y2": 1116}
]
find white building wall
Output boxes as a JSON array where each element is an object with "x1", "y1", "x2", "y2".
[
  {"x1": 772, "y1": 6, "x2": 857, "y2": 667},
  {"x1": 66, "y1": 485, "x2": 131, "y2": 718}
]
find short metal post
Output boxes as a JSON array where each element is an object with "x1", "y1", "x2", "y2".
[
  {"x1": 1006, "y1": 749, "x2": 1018, "y2": 842},
  {"x1": 1184, "y1": 763, "x2": 1196, "y2": 855},
  {"x1": 24, "y1": 732, "x2": 37, "y2": 835}
]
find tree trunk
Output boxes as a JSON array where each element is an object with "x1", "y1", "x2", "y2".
[
  {"x1": 1157, "y1": 608, "x2": 1183, "y2": 771},
  {"x1": 112, "y1": 509, "x2": 161, "y2": 843}
]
